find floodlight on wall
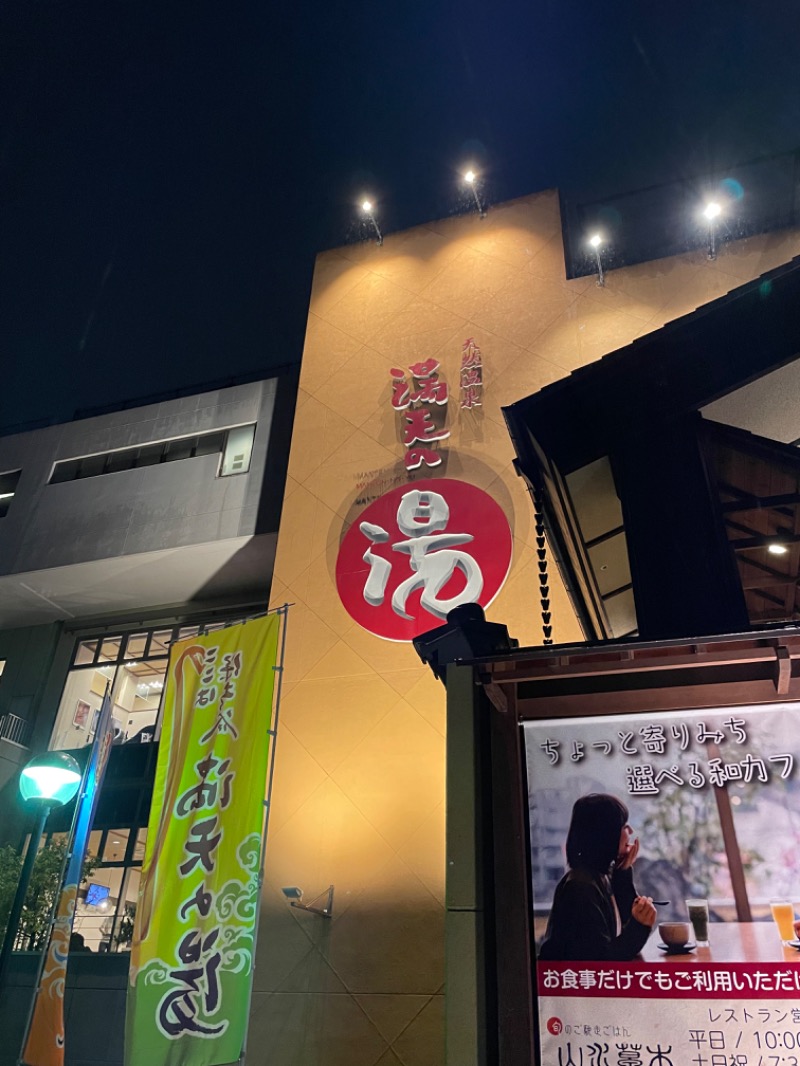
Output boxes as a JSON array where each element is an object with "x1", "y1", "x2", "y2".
[
  {"x1": 463, "y1": 168, "x2": 486, "y2": 218},
  {"x1": 360, "y1": 199, "x2": 383, "y2": 246},
  {"x1": 588, "y1": 233, "x2": 606, "y2": 287},
  {"x1": 702, "y1": 200, "x2": 722, "y2": 260},
  {"x1": 282, "y1": 884, "x2": 334, "y2": 918}
]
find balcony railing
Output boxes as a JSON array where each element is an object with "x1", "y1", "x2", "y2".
[{"x1": 0, "y1": 712, "x2": 32, "y2": 748}]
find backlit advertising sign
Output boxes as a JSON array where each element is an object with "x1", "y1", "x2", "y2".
[{"x1": 524, "y1": 702, "x2": 800, "y2": 1066}]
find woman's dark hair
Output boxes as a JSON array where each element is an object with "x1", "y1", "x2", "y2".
[{"x1": 565, "y1": 793, "x2": 629, "y2": 874}]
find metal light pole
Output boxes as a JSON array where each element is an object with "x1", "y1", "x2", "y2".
[{"x1": 0, "y1": 752, "x2": 82, "y2": 989}]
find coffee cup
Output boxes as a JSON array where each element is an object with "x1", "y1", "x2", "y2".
[{"x1": 659, "y1": 921, "x2": 692, "y2": 947}]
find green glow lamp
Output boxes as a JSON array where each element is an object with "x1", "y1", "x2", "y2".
[{"x1": 19, "y1": 751, "x2": 82, "y2": 807}]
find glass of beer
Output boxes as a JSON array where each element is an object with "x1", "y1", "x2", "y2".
[
  {"x1": 685, "y1": 898, "x2": 710, "y2": 946},
  {"x1": 770, "y1": 899, "x2": 796, "y2": 944}
]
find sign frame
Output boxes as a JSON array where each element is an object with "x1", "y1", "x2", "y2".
[{"x1": 472, "y1": 629, "x2": 800, "y2": 1066}]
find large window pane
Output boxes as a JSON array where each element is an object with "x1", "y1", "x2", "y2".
[
  {"x1": 50, "y1": 667, "x2": 118, "y2": 750},
  {"x1": 102, "y1": 829, "x2": 130, "y2": 863}
]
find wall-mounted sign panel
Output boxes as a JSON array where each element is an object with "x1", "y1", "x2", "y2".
[
  {"x1": 474, "y1": 632, "x2": 800, "y2": 1066},
  {"x1": 524, "y1": 702, "x2": 800, "y2": 1066},
  {"x1": 336, "y1": 478, "x2": 513, "y2": 641}
]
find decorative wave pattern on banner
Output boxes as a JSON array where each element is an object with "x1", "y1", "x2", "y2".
[{"x1": 124, "y1": 615, "x2": 279, "y2": 1066}]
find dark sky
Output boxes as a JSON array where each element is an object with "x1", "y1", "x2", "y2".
[{"x1": 1, "y1": 0, "x2": 799, "y2": 431}]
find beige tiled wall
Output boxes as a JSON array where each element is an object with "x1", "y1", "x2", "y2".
[{"x1": 259, "y1": 189, "x2": 800, "y2": 1065}]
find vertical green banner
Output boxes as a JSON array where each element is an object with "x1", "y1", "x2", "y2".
[{"x1": 125, "y1": 614, "x2": 280, "y2": 1066}]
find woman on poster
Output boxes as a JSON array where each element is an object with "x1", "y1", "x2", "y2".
[{"x1": 538, "y1": 793, "x2": 656, "y2": 961}]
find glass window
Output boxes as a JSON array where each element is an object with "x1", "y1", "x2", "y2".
[
  {"x1": 148, "y1": 630, "x2": 173, "y2": 656},
  {"x1": 102, "y1": 829, "x2": 130, "y2": 864},
  {"x1": 194, "y1": 431, "x2": 225, "y2": 458},
  {"x1": 124, "y1": 633, "x2": 148, "y2": 660},
  {"x1": 220, "y1": 424, "x2": 256, "y2": 477},
  {"x1": 53, "y1": 628, "x2": 169, "y2": 750},
  {"x1": 0, "y1": 469, "x2": 21, "y2": 517},
  {"x1": 134, "y1": 828, "x2": 147, "y2": 863},
  {"x1": 73, "y1": 640, "x2": 98, "y2": 666},
  {"x1": 133, "y1": 443, "x2": 164, "y2": 468},
  {"x1": 105, "y1": 449, "x2": 135, "y2": 474},
  {"x1": 163, "y1": 437, "x2": 194, "y2": 463},
  {"x1": 76, "y1": 454, "x2": 107, "y2": 479},
  {"x1": 49, "y1": 460, "x2": 80, "y2": 484},
  {"x1": 99, "y1": 637, "x2": 123, "y2": 663}
]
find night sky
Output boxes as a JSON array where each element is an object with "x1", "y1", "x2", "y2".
[{"x1": 1, "y1": 0, "x2": 798, "y2": 431}]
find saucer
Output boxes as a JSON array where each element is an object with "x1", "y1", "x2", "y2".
[
  {"x1": 657, "y1": 941, "x2": 696, "y2": 955},
  {"x1": 787, "y1": 940, "x2": 800, "y2": 950}
]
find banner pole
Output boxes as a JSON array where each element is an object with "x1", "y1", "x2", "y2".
[
  {"x1": 239, "y1": 603, "x2": 289, "y2": 1066},
  {"x1": 18, "y1": 681, "x2": 112, "y2": 1066}
]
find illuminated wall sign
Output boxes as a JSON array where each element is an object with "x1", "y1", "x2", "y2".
[
  {"x1": 390, "y1": 357, "x2": 450, "y2": 472},
  {"x1": 460, "y1": 338, "x2": 483, "y2": 410},
  {"x1": 336, "y1": 478, "x2": 512, "y2": 641}
]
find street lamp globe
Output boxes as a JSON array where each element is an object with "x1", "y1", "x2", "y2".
[{"x1": 19, "y1": 751, "x2": 82, "y2": 807}]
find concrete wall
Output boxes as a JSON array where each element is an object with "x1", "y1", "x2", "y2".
[
  {"x1": 0, "y1": 380, "x2": 276, "y2": 575},
  {"x1": 259, "y1": 189, "x2": 800, "y2": 1066},
  {"x1": 0, "y1": 953, "x2": 128, "y2": 1066}
]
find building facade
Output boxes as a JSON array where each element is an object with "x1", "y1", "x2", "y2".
[
  {"x1": 0, "y1": 375, "x2": 289, "y2": 966},
  {"x1": 2, "y1": 186, "x2": 800, "y2": 1066},
  {"x1": 260, "y1": 188, "x2": 800, "y2": 1065}
]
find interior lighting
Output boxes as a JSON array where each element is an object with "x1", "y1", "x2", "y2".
[
  {"x1": 588, "y1": 233, "x2": 606, "y2": 287},
  {"x1": 360, "y1": 198, "x2": 383, "y2": 246},
  {"x1": 768, "y1": 543, "x2": 789, "y2": 556},
  {"x1": 462, "y1": 168, "x2": 486, "y2": 218}
]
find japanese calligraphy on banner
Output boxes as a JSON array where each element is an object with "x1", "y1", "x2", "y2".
[
  {"x1": 336, "y1": 478, "x2": 513, "y2": 641},
  {"x1": 124, "y1": 614, "x2": 280, "y2": 1066},
  {"x1": 523, "y1": 703, "x2": 800, "y2": 1065}
]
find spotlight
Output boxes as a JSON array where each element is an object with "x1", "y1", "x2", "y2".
[
  {"x1": 702, "y1": 200, "x2": 722, "y2": 259},
  {"x1": 462, "y1": 168, "x2": 486, "y2": 218},
  {"x1": 360, "y1": 199, "x2": 383, "y2": 246},
  {"x1": 587, "y1": 233, "x2": 605, "y2": 287},
  {"x1": 768, "y1": 543, "x2": 788, "y2": 556}
]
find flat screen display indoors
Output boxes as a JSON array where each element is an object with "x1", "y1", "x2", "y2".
[
  {"x1": 475, "y1": 632, "x2": 800, "y2": 1066},
  {"x1": 85, "y1": 882, "x2": 111, "y2": 907}
]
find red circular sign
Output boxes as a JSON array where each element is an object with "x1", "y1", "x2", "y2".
[{"x1": 336, "y1": 478, "x2": 513, "y2": 642}]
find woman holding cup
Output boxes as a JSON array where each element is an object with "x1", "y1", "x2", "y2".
[{"x1": 538, "y1": 793, "x2": 657, "y2": 961}]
